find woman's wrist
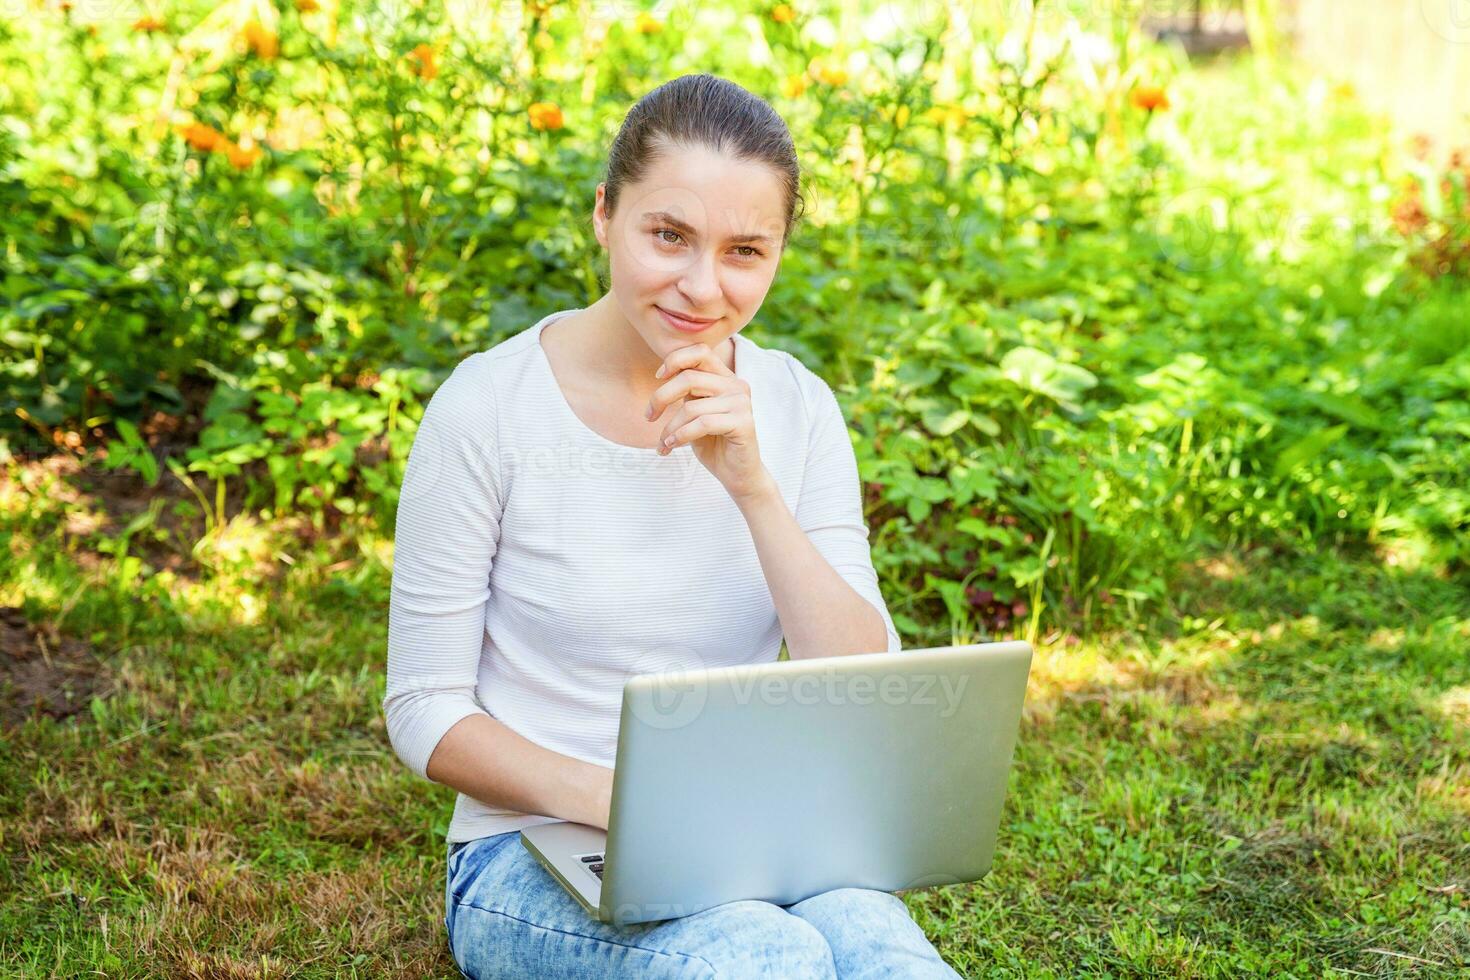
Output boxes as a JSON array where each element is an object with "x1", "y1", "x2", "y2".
[
  {"x1": 574, "y1": 762, "x2": 615, "y2": 829},
  {"x1": 595, "y1": 768, "x2": 614, "y2": 829},
  {"x1": 730, "y1": 466, "x2": 780, "y2": 510}
]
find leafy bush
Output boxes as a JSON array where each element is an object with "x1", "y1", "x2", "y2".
[{"x1": 3, "y1": 0, "x2": 1465, "y2": 641}]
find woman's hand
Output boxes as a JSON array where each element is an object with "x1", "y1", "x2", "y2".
[{"x1": 645, "y1": 342, "x2": 776, "y2": 503}]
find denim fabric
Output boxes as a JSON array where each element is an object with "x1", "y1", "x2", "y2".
[{"x1": 443, "y1": 832, "x2": 964, "y2": 979}]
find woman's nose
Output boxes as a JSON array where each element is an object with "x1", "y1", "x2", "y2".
[{"x1": 677, "y1": 250, "x2": 721, "y2": 307}]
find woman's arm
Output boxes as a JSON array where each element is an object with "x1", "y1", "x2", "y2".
[
  {"x1": 734, "y1": 478, "x2": 891, "y2": 660},
  {"x1": 425, "y1": 715, "x2": 614, "y2": 829},
  {"x1": 384, "y1": 356, "x2": 612, "y2": 828},
  {"x1": 647, "y1": 345, "x2": 901, "y2": 659},
  {"x1": 730, "y1": 374, "x2": 901, "y2": 661}
]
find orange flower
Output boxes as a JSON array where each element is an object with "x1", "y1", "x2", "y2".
[
  {"x1": 223, "y1": 140, "x2": 263, "y2": 170},
  {"x1": 771, "y1": 3, "x2": 795, "y2": 24},
  {"x1": 406, "y1": 42, "x2": 437, "y2": 80},
  {"x1": 241, "y1": 20, "x2": 279, "y2": 60},
  {"x1": 132, "y1": 15, "x2": 167, "y2": 32},
  {"x1": 295, "y1": 0, "x2": 320, "y2": 11},
  {"x1": 1130, "y1": 86, "x2": 1170, "y2": 112},
  {"x1": 528, "y1": 101, "x2": 564, "y2": 131},
  {"x1": 179, "y1": 122, "x2": 226, "y2": 153},
  {"x1": 634, "y1": 11, "x2": 661, "y2": 34}
]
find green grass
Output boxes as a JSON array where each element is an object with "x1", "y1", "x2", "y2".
[{"x1": 2, "y1": 458, "x2": 1467, "y2": 978}]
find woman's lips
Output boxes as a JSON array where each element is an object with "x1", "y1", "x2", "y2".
[{"x1": 657, "y1": 305, "x2": 719, "y2": 333}]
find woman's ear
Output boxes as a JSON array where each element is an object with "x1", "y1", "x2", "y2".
[{"x1": 592, "y1": 183, "x2": 609, "y2": 249}]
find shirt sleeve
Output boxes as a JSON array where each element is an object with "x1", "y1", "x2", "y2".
[
  {"x1": 382, "y1": 354, "x2": 503, "y2": 781},
  {"x1": 792, "y1": 373, "x2": 902, "y2": 655}
]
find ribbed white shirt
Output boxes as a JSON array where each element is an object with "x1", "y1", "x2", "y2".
[{"x1": 383, "y1": 308, "x2": 902, "y2": 843}]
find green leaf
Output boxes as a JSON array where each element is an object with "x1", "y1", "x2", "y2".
[
  {"x1": 969, "y1": 413, "x2": 1001, "y2": 437},
  {"x1": 957, "y1": 517, "x2": 1013, "y2": 545},
  {"x1": 1300, "y1": 391, "x2": 1384, "y2": 431},
  {"x1": 999, "y1": 346, "x2": 1097, "y2": 409},
  {"x1": 1272, "y1": 424, "x2": 1349, "y2": 478},
  {"x1": 907, "y1": 496, "x2": 932, "y2": 522},
  {"x1": 922, "y1": 406, "x2": 970, "y2": 436},
  {"x1": 113, "y1": 417, "x2": 142, "y2": 447}
]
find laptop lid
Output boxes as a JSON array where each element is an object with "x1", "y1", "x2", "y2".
[{"x1": 597, "y1": 641, "x2": 1032, "y2": 925}]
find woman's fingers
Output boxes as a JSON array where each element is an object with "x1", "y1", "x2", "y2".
[
  {"x1": 655, "y1": 342, "x2": 735, "y2": 382},
  {"x1": 647, "y1": 342, "x2": 754, "y2": 459},
  {"x1": 658, "y1": 397, "x2": 751, "y2": 453},
  {"x1": 660, "y1": 412, "x2": 744, "y2": 454},
  {"x1": 657, "y1": 393, "x2": 744, "y2": 445},
  {"x1": 646, "y1": 369, "x2": 746, "y2": 421},
  {"x1": 647, "y1": 341, "x2": 738, "y2": 419}
]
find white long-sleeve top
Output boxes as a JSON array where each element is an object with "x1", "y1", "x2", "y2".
[{"x1": 383, "y1": 308, "x2": 902, "y2": 843}]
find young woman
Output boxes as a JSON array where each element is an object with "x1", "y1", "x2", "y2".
[{"x1": 384, "y1": 73, "x2": 961, "y2": 978}]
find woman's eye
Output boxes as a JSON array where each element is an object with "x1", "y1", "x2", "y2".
[{"x1": 651, "y1": 229, "x2": 759, "y2": 258}]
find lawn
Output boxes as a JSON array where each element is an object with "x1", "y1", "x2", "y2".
[{"x1": 2, "y1": 456, "x2": 1465, "y2": 977}]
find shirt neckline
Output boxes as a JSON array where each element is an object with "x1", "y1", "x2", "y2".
[{"x1": 531, "y1": 309, "x2": 749, "y2": 454}]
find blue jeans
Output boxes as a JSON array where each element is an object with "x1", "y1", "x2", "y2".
[{"x1": 444, "y1": 832, "x2": 964, "y2": 978}]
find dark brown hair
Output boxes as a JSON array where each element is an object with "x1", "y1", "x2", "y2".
[{"x1": 602, "y1": 73, "x2": 805, "y2": 246}]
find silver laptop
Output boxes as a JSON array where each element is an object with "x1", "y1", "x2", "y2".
[{"x1": 521, "y1": 641, "x2": 1033, "y2": 926}]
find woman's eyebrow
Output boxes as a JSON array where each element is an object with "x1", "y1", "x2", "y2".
[{"x1": 641, "y1": 210, "x2": 776, "y2": 245}]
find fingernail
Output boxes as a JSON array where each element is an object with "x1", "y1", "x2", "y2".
[
  {"x1": 645, "y1": 405, "x2": 653, "y2": 419},
  {"x1": 655, "y1": 365, "x2": 665, "y2": 378}
]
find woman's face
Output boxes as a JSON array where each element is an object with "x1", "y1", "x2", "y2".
[{"x1": 593, "y1": 141, "x2": 788, "y2": 360}]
